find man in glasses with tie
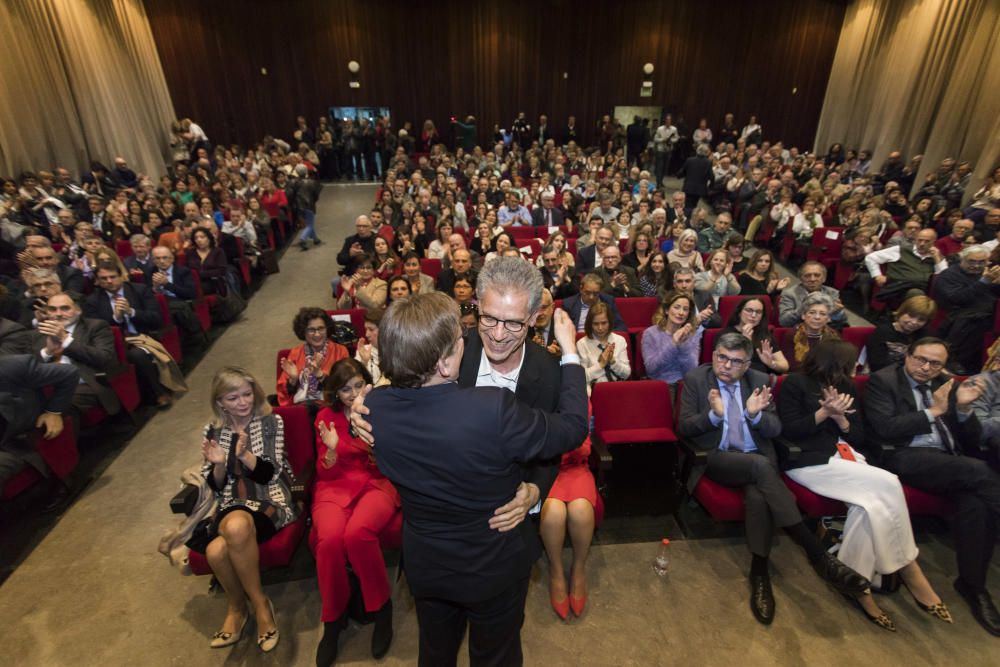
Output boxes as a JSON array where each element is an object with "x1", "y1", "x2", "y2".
[
  {"x1": 679, "y1": 332, "x2": 869, "y2": 625},
  {"x1": 866, "y1": 337, "x2": 1000, "y2": 636}
]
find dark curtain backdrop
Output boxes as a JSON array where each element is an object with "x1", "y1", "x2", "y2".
[{"x1": 144, "y1": 0, "x2": 845, "y2": 149}]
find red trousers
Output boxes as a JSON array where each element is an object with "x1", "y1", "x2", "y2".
[{"x1": 312, "y1": 488, "x2": 398, "y2": 622}]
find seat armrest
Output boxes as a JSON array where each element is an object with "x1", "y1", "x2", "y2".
[
  {"x1": 677, "y1": 437, "x2": 707, "y2": 489},
  {"x1": 773, "y1": 436, "x2": 801, "y2": 466},
  {"x1": 589, "y1": 433, "x2": 613, "y2": 471},
  {"x1": 170, "y1": 483, "x2": 199, "y2": 515}
]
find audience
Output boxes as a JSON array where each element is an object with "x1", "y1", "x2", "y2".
[
  {"x1": 592, "y1": 246, "x2": 640, "y2": 298},
  {"x1": 694, "y1": 248, "x2": 742, "y2": 309},
  {"x1": 864, "y1": 228, "x2": 946, "y2": 308},
  {"x1": 199, "y1": 367, "x2": 298, "y2": 653},
  {"x1": 312, "y1": 358, "x2": 399, "y2": 665},
  {"x1": 866, "y1": 295, "x2": 936, "y2": 373},
  {"x1": 641, "y1": 292, "x2": 703, "y2": 387},
  {"x1": 738, "y1": 249, "x2": 790, "y2": 296},
  {"x1": 560, "y1": 273, "x2": 626, "y2": 332},
  {"x1": 276, "y1": 307, "x2": 349, "y2": 406},
  {"x1": 932, "y1": 245, "x2": 1000, "y2": 374},
  {"x1": 721, "y1": 297, "x2": 788, "y2": 374},
  {"x1": 865, "y1": 338, "x2": 998, "y2": 636},
  {"x1": 779, "y1": 340, "x2": 948, "y2": 631},
  {"x1": 678, "y1": 332, "x2": 868, "y2": 626},
  {"x1": 778, "y1": 261, "x2": 847, "y2": 328},
  {"x1": 780, "y1": 292, "x2": 842, "y2": 372},
  {"x1": 577, "y1": 302, "x2": 631, "y2": 387}
]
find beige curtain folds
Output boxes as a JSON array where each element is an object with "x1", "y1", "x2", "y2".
[
  {"x1": 814, "y1": 0, "x2": 1000, "y2": 202},
  {"x1": 0, "y1": 0, "x2": 176, "y2": 180}
]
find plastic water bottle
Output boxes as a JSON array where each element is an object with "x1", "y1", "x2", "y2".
[{"x1": 652, "y1": 538, "x2": 670, "y2": 577}]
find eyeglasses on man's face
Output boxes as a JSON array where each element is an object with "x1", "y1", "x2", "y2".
[
  {"x1": 714, "y1": 352, "x2": 750, "y2": 367},
  {"x1": 479, "y1": 314, "x2": 525, "y2": 333}
]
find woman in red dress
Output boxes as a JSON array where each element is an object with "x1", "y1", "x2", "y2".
[
  {"x1": 312, "y1": 358, "x2": 401, "y2": 666},
  {"x1": 540, "y1": 406, "x2": 603, "y2": 620}
]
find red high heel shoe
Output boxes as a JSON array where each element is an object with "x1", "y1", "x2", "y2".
[
  {"x1": 569, "y1": 594, "x2": 587, "y2": 617},
  {"x1": 550, "y1": 593, "x2": 570, "y2": 620}
]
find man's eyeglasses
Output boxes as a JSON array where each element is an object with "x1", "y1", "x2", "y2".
[
  {"x1": 479, "y1": 314, "x2": 525, "y2": 333},
  {"x1": 714, "y1": 352, "x2": 750, "y2": 367},
  {"x1": 909, "y1": 354, "x2": 945, "y2": 370}
]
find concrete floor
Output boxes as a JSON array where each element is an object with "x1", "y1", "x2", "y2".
[{"x1": 0, "y1": 184, "x2": 996, "y2": 666}]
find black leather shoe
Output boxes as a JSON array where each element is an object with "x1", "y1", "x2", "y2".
[
  {"x1": 40, "y1": 479, "x2": 71, "y2": 514},
  {"x1": 813, "y1": 553, "x2": 869, "y2": 595},
  {"x1": 954, "y1": 578, "x2": 1000, "y2": 637},
  {"x1": 371, "y1": 599, "x2": 393, "y2": 659},
  {"x1": 749, "y1": 573, "x2": 775, "y2": 625}
]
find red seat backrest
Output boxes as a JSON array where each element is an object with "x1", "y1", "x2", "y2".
[
  {"x1": 272, "y1": 405, "x2": 314, "y2": 478},
  {"x1": 615, "y1": 297, "x2": 659, "y2": 330},
  {"x1": 841, "y1": 326, "x2": 876, "y2": 361},
  {"x1": 592, "y1": 380, "x2": 673, "y2": 433},
  {"x1": 853, "y1": 375, "x2": 869, "y2": 399},
  {"x1": 116, "y1": 240, "x2": 133, "y2": 258},
  {"x1": 567, "y1": 238, "x2": 577, "y2": 257},
  {"x1": 110, "y1": 326, "x2": 127, "y2": 364},
  {"x1": 701, "y1": 328, "x2": 721, "y2": 364},
  {"x1": 507, "y1": 226, "x2": 535, "y2": 242},
  {"x1": 326, "y1": 308, "x2": 367, "y2": 341},
  {"x1": 420, "y1": 258, "x2": 442, "y2": 280}
]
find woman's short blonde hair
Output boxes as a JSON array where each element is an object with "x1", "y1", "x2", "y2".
[
  {"x1": 210, "y1": 366, "x2": 271, "y2": 428},
  {"x1": 893, "y1": 294, "x2": 937, "y2": 322}
]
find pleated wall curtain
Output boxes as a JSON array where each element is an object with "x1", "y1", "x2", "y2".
[
  {"x1": 0, "y1": 0, "x2": 176, "y2": 179},
  {"x1": 813, "y1": 0, "x2": 1000, "y2": 200}
]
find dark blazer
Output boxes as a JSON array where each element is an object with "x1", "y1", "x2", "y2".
[
  {"x1": 777, "y1": 374, "x2": 864, "y2": 469},
  {"x1": 368, "y1": 363, "x2": 587, "y2": 603},
  {"x1": 458, "y1": 333, "x2": 563, "y2": 500},
  {"x1": 123, "y1": 255, "x2": 153, "y2": 273},
  {"x1": 541, "y1": 268, "x2": 579, "y2": 300},
  {"x1": 336, "y1": 233, "x2": 377, "y2": 267},
  {"x1": 531, "y1": 207, "x2": 564, "y2": 228},
  {"x1": 666, "y1": 207, "x2": 693, "y2": 225},
  {"x1": 185, "y1": 247, "x2": 228, "y2": 281},
  {"x1": 591, "y1": 265, "x2": 640, "y2": 298},
  {"x1": 144, "y1": 264, "x2": 196, "y2": 301},
  {"x1": 32, "y1": 318, "x2": 120, "y2": 414},
  {"x1": 678, "y1": 364, "x2": 781, "y2": 487},
  {"x1": 56, "y1": 264, "x2": 85, "y2": 295},
  {"x1": 576, "y1": 244, "x2": 599, "y2": 274},
  {"x1": 678, "y1": 156, "x2": 713, "y2": 197},
  {"x1": 865, "y1": 364, "x2": 982, "y2": 456},
  {"x1": 83, "y1": 282, "x2": 162, "y2": 335},
  {"x1": 0, "y1": 317, "x2": 34, "y2": 355},
  {"x1": 0, "y1": 355, "x2": 78, "y2": 446},
  {"x1": 559, "y1": 292, "x2": 626, "y2": 332}
]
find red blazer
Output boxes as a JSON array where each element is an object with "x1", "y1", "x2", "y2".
[{"x1": 313, "y1": 408, "x2": 400, "y2": 509}]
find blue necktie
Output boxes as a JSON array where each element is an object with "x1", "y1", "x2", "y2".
[{"x1": 724, "y1": 384, "x2": 745, "y2": 451}]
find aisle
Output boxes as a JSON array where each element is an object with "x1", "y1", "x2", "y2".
[{"x1": 0, "y1": 183, "x2": 994, "y2": 666}]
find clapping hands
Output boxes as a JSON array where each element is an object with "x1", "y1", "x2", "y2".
[
  {"x1": 673, "y1": 323, "x2": 695, "y2": 345},
  {"x1": 318, "y1": 421, "x2": 339, "y2": 468},
  {"x1": 745, "y1": 386, "x2": 772, "y2": 417},
  {"x1": 820, "y1": 386, "x2": 855, "y2": 416},
  {"x1": 202, "y1": 437, "x2": 226, "y2": 464}
]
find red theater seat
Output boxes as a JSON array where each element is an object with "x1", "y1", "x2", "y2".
[{"x1": 188, "y1": 405, "x2": 314, "y2": 575}]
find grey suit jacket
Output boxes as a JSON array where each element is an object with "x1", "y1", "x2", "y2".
[
  {"x1": 32, "y1": 318, "x2": 121, "y2": 414},
  {"x1": 677, "y1": 364, "x2": 781, "y2": 487}
]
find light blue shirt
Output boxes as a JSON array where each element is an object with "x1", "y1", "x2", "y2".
[
  {"x1": 708, "y1": 378, "x2": 762, "y2": 452},
  {"x1": 904, "y1": 371, "x2": 967, "y2": 450},
  {"x1": 497, "y1": 205, "x2": 531, "y2": 227}
]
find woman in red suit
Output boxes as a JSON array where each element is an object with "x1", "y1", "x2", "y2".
[
  {"x1": 540, "y1": 407, "x2": 603, "y2": 620},
  {"x1": 312, "y1": 358, "x2": 401, "y2": 666}
]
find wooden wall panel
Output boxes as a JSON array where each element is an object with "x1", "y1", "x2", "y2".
[{"x1": 144, "y1": 0, "x2": 846, "y2": 149}]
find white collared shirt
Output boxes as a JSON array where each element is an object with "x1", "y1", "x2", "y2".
[{"x1": 476, "y1": 346, "x2": 526, "y2": 393}]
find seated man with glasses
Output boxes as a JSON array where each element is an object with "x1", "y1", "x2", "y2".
[
  {"x1": 865, "y1": 337, "x2": 1000, "y2": 636},
  {"x1": 679, "y1": 332, "x2": 869, "y2": 625},
  {"x1": 931, "y1": 245, "x2": 1000, "y2": 374}
]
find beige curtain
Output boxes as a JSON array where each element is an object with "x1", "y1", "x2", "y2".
[
  {"x1": 0, "y1": 0, "x2": 176, "y2": 180},
  {"x1": 814, "y1": 0, "x2": 1000, "y2": 201}
]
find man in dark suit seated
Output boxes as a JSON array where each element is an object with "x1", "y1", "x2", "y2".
[
  {"x1": 435, "y1": 248, "x2": 477, "y2": 295},
  {"x1": 33, "y1": 292, "x2": 120, "y2": 422},
  {"x1": 146, "y1": 246, "x2": 202, "y2": 337},
  {"x1": 529, "y1": 289, "x2": 560, "y2": 355},
  {"x1": 575, "y1": 224, "x2": 615, "y2": 275},
  {"x1": 365, "y1": 291, "x2": 587, "y2": 666},
  {"x1": 123, "y1": 233, "x2": 154, "y2": 276},
  {"x1": 29, "y1": 243, "x2": 84, "y2": 294},
  {"x1": 931, "y1": 245, "x2": 1000, "y2": 374},
  {"x1": 592, "y1": 246, "x2": 640, "y2": 298},
  {"x1": 678, "y1": 332, "x2": 869, "y2": 625},
  {"x1": 560, "y1": 274, "x2": 626, "y2": 332},
  {"x1": 540, "y1": 245, "x2": 578, "y2": 300},
  {"x1": 865, "y1": 337, "x2": 1000, "y2": 635},
  {"x1": 84, "y1": 261, "x2": 171, "y2": 407},
  {"x1": 0, "y1": 354, "x2": 78, "y2": 511},
  {"x1": 531, "y1": 192, "x2": 564, "y2": 228},
  {"x1": 665, "y1": 191, "x2": 692, "y2": 226}
]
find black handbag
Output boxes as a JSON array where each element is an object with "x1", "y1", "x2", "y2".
[{"x1": 329, "y1": 320, "x2": 358, "y2": 346}]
